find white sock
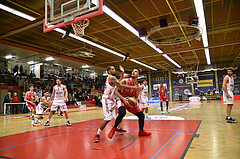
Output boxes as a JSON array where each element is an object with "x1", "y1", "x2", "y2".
[
  {"x1": 34, "y1": 118, "x2": 38, "y2": 123},
  {"x1": 146, "y1": 113, "x2": 148, "y2": 117},
  {"x1": 228, "y1": 116, "x2": 231, "y2": 119},
  {"x1": 47, "y1": 118, "x2": 50, "y2": 122},
  {"x1": 66, "y1": 119, "x2": 69, "y2": 122},
  {"x1": 97, "y1": 129, "x2": 102, "y2": 135}
]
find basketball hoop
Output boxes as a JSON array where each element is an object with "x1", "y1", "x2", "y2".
[{"x1": 71, "y1": 19, "x2": 90, "y2": 37}]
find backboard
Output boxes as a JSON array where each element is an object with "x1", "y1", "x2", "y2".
[
  {"x1": 185, "y1": 76, "x2": 199, "y2": 85},
  {"x1": 44, "y1": 0, "x2": 103, "y2": 33}
]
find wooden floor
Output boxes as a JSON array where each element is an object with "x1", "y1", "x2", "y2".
[{"x1": 0, "y1": 100, "x2": 239, "y2": 158}]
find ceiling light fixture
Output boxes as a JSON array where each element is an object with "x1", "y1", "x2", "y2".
[
  {"x1": 193, "y1": 0, "x2": 211, "y2": 65},
  {"x1": 0, "y1": 3, "x2": 36, "y2": 21},
  {"x1": 5, "y1": 55, "x2": 13, "y2": 59},
  {"x1": 1, "y1": 4, "x2": 157, "y2": 71},
  {"x1": 103, "y1": 5, "x2": 181, "y2": 68},
  {"x1": 27, "y1": 61, "x2": 36, "y2": 65},
  {"x1": 45, "y1": 57, "x2": 54, "y2": 61},
  {"x1": 54, "y1": 28, "x2": 157, "y2": 70},
  {"x1": 82, "y1": 64, "x2": 90, "y2": 68}
]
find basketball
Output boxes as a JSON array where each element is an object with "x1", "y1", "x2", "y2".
[{"x1": 127, "y1": 97, "x2": 137, "y2": 107}]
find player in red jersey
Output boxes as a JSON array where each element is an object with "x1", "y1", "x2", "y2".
[
  {"x1": 108, "y1": 68, "x2": 151, "y2": 139},
  {"x1": 24, "y1": 85, "x2": 37, "y2": 126},
  {"x1": 93, "y1": 65, "x2": 142, "y2": 143},
  {"x1": 155, "y1": 83, "x2": 169, "y2": 114}
]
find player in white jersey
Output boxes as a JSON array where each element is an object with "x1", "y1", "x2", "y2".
[
  {"x1": 93, "y1": 65, "x2": 142, "y2": 143},
  {"x1": 223, "y1": 69, "x2": 237, "y2": 123},
  {"x1": 44, "y1": 78, "x2": 71, "y2": 126},
  {"x1": 140, "y1": 80, "x2": 151, "y2": 119},
  {"x1": 33, "y1": 92, "x2": 51, "y2": 127}
]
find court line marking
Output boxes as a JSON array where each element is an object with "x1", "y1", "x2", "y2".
[
  {"x1": 0, "y1": 126, "x2": 96, "y2": 151},
  {"x1": 151, "y1": 130, "x2": 181, "y2": 159},
  {"x1": 0, "y1": 156, "x2": 13, "y2": 159},
  {"x1": 197, "y1": 104, "x2": 206, "y2": 112},
  {"x1": 180, "y1": 120, "x2": 202, "y2": 159},
  {"x1": 198, "y1": 130, "x2": 240, "y2": 133},
  {"x1": 0, "y1": 108, "x2": 100, "y2": 120},
  {"x1": 120, "y1": 133, "x2": 136, "y2": 150}
]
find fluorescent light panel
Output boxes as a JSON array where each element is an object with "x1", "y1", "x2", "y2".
[
  {"x1": 130, "y1": 59, "x2": 157, "y2": 71},
  {"x1": 45, "y1": 57, "x2": 54, "y2": 61},
  {"x1": 27, "y1": 61, "x2": 35, "y2": 65},
  {"x1": 103, "y1": 5, "x2": 181, "y2": 68},
  {"x1": 163, "y1": 54, "x2": 181, "y2": 68},
  {"x1": 5, "y1": 55, "x2": 13, "y2": 59},
  {"x1": 82, "y1": 64, "x2": 89, "y2": 68},
  {"x1": 2, "y1": 3, "x2": 157, "y2": 70},
  {"x1": 0, "y1": 3, "x2": 36, "y2": 21},
  {"x1": 54, "y1": 28, "x2": 157, "y2": 70},
  {"x1": 193, "y1": 0, "x2": 211, "y2": 65}
]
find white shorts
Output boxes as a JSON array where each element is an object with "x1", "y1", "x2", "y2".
[
  {"x1": 102, "y1": 98, "x2": 117, "y2": 121},
  {"x1": 51, "y1": 100, "x2": 67, "y2": 111},
  {"x1": 140, "y1": 97, "x2": 149, "y2": 109},
  {"x1": 223, "y1": 91, "x2": 234, "y2": 105},
  {"x1": 36, "y1": 105, "x2": 44, "y2": 115}
]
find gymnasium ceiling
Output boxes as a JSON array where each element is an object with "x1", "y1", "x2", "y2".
[{"x1": 0, "y1": 0, "x2": 240, "y2": 74}]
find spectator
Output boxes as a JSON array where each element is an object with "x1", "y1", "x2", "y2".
[
  {"x1": 98, "y1": 96, "x2": 102, "y2": 107},
  {"x1": 84, "y1": 90, "x2": 89, "y2": 101},
  {"x1": 179, "y1": 94, "x2": 183, "y2": 102},
  {"x1": 200, "y1": 91, "x2": 204, "y2": 99},
  {"x1": 21, "y1": 92, "x2": 28, "y2": 113},
  {"x1": 20, "y1": 65, "x2": 23, "y2": 74},
  {"x1": 3, "y1": 92, "x2": 11, "y2": 115},
  {"x1": 13, "y1": 64, "x2": 19, "y2": 76},
  {"x1": 20, "y1": 65, "x2": 23, "y2": 79},
  {"x1": 37, "y1": 88, "x2": 42, "y2": 101},
  {"x1": 11, "y1": 92, "x2": 19, "y2": 114},
  {"x1": 72, "y1": 94, "x2": 77, "y2": 105},
  {"x1": 68, "y1": 94, "x2": 73, "y2": 105}
]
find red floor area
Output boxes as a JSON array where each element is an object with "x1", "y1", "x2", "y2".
[{"x1": 0, "y1": 119, "x2": 201, "y2": 159}]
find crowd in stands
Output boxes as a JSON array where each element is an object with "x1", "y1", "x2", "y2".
[{"x1": 2, "y1": 65, "x2": 105, "y2": 114}]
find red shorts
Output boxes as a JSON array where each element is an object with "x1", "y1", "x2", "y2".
[
  {"x1": 26, "y1": 102, "x2": 36, "y2": 110},
  {"x1": 160, "y1": 96, "x2": 168, "y2": 102},
  {"x1": 117, "y1": 99, "x2": 142, "y2": 114}
]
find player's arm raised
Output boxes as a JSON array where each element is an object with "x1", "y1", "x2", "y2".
[
  {"x1": 63, "y1": 85, "x2": 68, "y2": 103},
  {"x1": 155, "y1": 87, "x2": 159, "y2": 99},
  {"x1": 114, "y1": 79, "x2": 131, "y2": 107},
  {"x1": 223, "y1": 76, "x2": 231, "y2": 99},
  {"x1": 118, "y1": 65, "x2": 125, "y2": 81},
  {"x1": 50, "y1": 86, "x2": 55, "y2": 102},
  {"x1": 110, "y1": 76, "x2": 141, "y2": 91}
]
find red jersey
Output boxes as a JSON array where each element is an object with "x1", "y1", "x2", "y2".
[
  {"x1": 120, "y1": 78, "x2": 140, "y2": 97},
  {"x1": 11, "y1": 96, "x2": 19, "y2": 103},
  {"x1": 159, "y1": 86, "x2": 166, "y2": 96},
  {"x1": 27, "y1": 91, "x2": 36, "y2": 102}
]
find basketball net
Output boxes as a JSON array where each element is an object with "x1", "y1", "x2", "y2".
[{"x1": 71, "y1": 19, "x2": 90, "y2": 37}]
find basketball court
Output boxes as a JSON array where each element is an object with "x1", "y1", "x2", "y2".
[{"x1": 0, "y1": 0, "x2": 240, "y2": 158}]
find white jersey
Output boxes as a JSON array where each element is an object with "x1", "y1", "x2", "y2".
[
  {"x1": 36, "y1": 97, "x2": 48, "y2": 114},
  {"x1": 226, "y1": 75, "x2": 234, "y2": 91},
  {"x1": 140, "y1": 85, "x2": 148, "y2": 99},
  {"x1": 223, "y1": 75, "x2": 234, "y2": 105},
  {"x1": 102, "y1": 75, "x2": 116, "y2": 100},
  {"x1": 54, "y1": 84, "x2": 65, "y2": 101}
]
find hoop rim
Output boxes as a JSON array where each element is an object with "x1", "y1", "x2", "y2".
[{"x1": 72, "y1": 19, "x2": 90, "y2": 27}]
